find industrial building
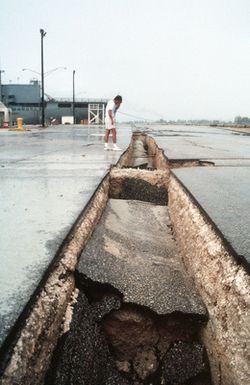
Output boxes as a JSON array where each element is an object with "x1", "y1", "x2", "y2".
[{"x1": 0, "y1": 81, "x2": 107, "y2": 126}]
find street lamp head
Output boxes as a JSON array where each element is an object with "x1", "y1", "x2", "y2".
[
  {"x1": 22, "y1": 68, "x2": 40, "y2": 75},
  {"x1": 40, "y1": 29, "x2": 47, "y2": 37}
]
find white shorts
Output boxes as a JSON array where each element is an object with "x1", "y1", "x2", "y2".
[{"x1": 105, "y1": 117, "x2": 116, "y2": 130}]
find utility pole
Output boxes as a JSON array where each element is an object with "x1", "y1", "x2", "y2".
[
  {"x1": 40, "y1": 29, "x2": 46, "y2": 127},
  {"x1": 0, "y1": 69, "x2": 5, "y2": 102},
  {"x1": 73, "y1": 70, "x2": 76, "y2": 124}
]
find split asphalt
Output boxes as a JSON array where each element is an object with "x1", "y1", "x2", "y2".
[{"x1": 0, "y1": 123, "x2": 249, "y2": 353}]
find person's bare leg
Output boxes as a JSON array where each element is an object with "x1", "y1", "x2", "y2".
[
  {"x1": 105, "y1": 129, "x2": 110, "y2": 143},
  {"x1": 104, "y1": 129, "x2": 110, "y2": 149},
  {"x1": 111, "y1": 128, "x2": 117, "y2": 144}
]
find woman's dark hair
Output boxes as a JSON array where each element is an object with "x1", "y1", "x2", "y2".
[{"x1": 114, "y1": 95, "x2": 122, "y2": 102}]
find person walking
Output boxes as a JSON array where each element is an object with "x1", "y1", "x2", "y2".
[{"x1": 104, "y1": 95, "x2": 122, "y2": 151}]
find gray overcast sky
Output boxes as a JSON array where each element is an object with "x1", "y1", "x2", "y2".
[{"x1": 1, "y1": 0, "x2": 250, "y2": 121}]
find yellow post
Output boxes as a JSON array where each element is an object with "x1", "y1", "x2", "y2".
[
  {"x1": 9, "y1": 116, "x2": 30, "y2": 131},
  {"x1": 17, "y1": 117, "x2": 24, "y2": 130}
]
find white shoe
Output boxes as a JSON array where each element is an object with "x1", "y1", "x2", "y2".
[
  {"x1": 112, "y1": 144, "x2": 122, "y2": 151},
  {"x1": 104, "y1": 143, "x2": 109, "y2": 150}
]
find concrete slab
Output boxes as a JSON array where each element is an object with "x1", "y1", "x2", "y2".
[
  {"x1": 172, "y1": 167, "x2": 250, "y2": 269},
  {"x1": 78, "y1": 199, "x2": 206, "y2": 316},
  {"x1": 0, "y1": 124, "x2": 131, "y2": 349}
]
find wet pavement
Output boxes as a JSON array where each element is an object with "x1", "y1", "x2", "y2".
[
  {"x1": 143, "y1": 124, "x2": 250, "y2": 164},
  {"x1": 0, "y1": 124, "x2": 131, "y2": 349}
]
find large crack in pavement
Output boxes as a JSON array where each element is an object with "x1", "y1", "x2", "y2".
[{"x1": 44, "y1": 197, "x2": 211, "y2": 384}]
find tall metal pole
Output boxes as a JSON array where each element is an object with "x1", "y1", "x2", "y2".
[
  {"x1": 40, "y1": 29, "x2": 46, "y2": 127},
  {"x1": 73, "y1": 70, "x2": 76, "y2": 124},
  {"x1": 0, "y1": 69, "x2": 5, "y2": 102}
]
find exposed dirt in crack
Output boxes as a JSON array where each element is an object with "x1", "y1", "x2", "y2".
[
  {"x1": 102, "y1": 305, "x2": 211, "y2": 384},
  {"x1": 109, "y1": 168, "x2": 169, "y2": 205},
  {"x1": 110, "y1": 175, "x2": 168, "y2": 204},
  {"x1": 44, "y1": 276, "x2": 211, "y2": 385}
]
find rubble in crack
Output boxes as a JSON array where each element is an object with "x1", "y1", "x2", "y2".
[
  {"x1": 44, "y1": 279, "x2": 211, "y2": 385},
  {"x1": 44, "y1": 291, "x2": 132, "y2": 385},
  {"x1": 102, "y1": 305, "x2": 211, "y2": 384}
]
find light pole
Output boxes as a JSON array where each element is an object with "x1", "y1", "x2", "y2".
[
  {"x1": 40, "y1": 28, "x2": 46, "y2": 127},
  {"x1": 73, "y1": 70, "x2": 76, "y2": 124},
  {"x1": 0, "y1": 69, "x2": 5, "y2": 102}
]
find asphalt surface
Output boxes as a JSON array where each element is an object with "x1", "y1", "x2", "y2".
[
  {"x1": 78, "y1": 199, "x2": 206, "y2": 316},
  {"x1": 45, "y1": 293, "x2": 132, "y2": 385},
  {"x1": 144, "y1": 124, "x2": 250, "y2": 163},
  {"x1": 0, "y1": 124, "x2": 131, "y2": 349}
]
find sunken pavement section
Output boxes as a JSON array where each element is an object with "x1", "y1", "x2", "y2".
[{"x1": 60, "y1": 198, "x2": 209, "y2": 384}]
